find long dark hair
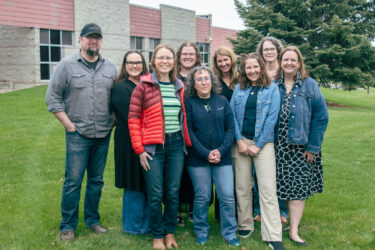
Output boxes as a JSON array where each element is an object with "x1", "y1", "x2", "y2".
[
  {"x1": 176, "y1": 42, "x2": 202, "y2": 73},
  {"x1": 115, "y1": 50, "x2": 148, "y2": 84},
  {"x1": 238, "y1": 53, "x2": 271, "y2": 89}
]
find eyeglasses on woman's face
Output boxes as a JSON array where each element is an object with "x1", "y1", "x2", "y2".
[
  {"x1": 194, "y1": 76, "x2": 211, "y2": 83},
  {"x1": 126, "y1": 61, "x2": 143, "y2": 66}
]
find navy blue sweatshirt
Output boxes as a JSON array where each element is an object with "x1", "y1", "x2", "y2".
[{"x1": 185, "y1": 94, "x2": 234, "y2": 167}]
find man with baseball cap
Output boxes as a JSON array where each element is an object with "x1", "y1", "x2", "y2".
[{"x1": 46, "y1": 23, "x2": 117, "y2": 241}]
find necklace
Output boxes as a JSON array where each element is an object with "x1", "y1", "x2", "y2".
[
  {"x1": 204, "y1": 104, "x2": 211, "y2": 112},
  {"x1": 201, "y1": 98, "x2": 211, "y2": 112},
  {"x1": 284, "y1": 81, "x2": 294, "y2": 93}
]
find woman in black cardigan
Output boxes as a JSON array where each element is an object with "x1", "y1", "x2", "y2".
[
  {"x1": 185, "y1": 66, "x2": 239, "y2": 247},
  {"x1": 111, "y1": 51, "x2": 149, "y2": 234}
]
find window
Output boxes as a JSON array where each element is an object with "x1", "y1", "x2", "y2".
[
  {"x1": 197, "y1": 43, "x2": 210, "y2": 66},
  {"x1": 130, "y1": 36, "x2": 144, "y2": 51},
  {"x1": 148, "y1": 38, "x2": 160, "y2": 72},
  {"x1": 40, "y1": 29, "x2": 73, "y2": 80}
]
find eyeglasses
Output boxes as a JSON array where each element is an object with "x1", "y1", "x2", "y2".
[
  {"x1": 263, "y1": 48, "x2": 276, "y2": 53},
  {"x1": 85, "y1": 34, "x2": 102, "y2": 40},
  {"x1": 194, "y1": 76, "x2": 211, "y2": 83},
  {"x1": 155, "y1": 56, "x2": 174, "y2": 61},
  {"x1": 181, "y1": 53, "x2": 196, "y2": 57},
  {"x1": 126, "y1": 61, "x2": 143, "y2": 66}
]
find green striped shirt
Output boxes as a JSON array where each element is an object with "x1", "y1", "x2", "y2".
[{"x1": 159, "y1": 81, "x2": 181, "y2": 133}]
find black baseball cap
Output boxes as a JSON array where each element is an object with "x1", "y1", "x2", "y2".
[{"x1": 80, "y1": 23, "x2": 102, "y2": 37}]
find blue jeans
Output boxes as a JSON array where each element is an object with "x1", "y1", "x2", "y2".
[
  {"x1": 122, "y1": 189, "x2": 150, "y2": 234},
  {"x1": 188, "y1": 164, "x2": 237, "y2": 241},
  {"x1": 253, "y1": 166, "x2": 288, "y2": 218},
  {"x1": 144, "y1": 132, "x2": 185, "y2": 239},
  {"x1": 60, "y1": 131, "x2": 111, "y2": 232}
]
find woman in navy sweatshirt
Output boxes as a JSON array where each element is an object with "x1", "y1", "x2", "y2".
[{"x1": 185, "y1": 66, "x2": 239, "y2": 247}]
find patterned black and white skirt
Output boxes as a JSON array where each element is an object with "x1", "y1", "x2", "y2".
[{"x1": 275, "y1": 92, "x2": 323, "y2": 200}]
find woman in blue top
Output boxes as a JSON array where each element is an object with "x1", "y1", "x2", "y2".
[
  {"x1": 185, "y1": 66, "x2": 240, "y2": 247},
  {"x1": 230, "y1": 53, "x2": 284, "y2": 250},
  {"x1": 275, "y1": 46, "x2": 328, "y2": 246}
]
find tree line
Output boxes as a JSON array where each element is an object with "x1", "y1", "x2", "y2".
[{"x1": 231, "y1": 0, "x2": 375, "y2": 91}]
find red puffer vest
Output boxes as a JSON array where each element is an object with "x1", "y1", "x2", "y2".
[{"x1": 128, "y1": 73, "x2": 192, "y2": 154}]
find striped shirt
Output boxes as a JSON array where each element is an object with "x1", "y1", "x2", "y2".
[{"x1": 159, "y1": 81, "x2": 181, "y2": 133}]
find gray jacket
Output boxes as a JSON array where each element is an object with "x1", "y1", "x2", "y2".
[{"x1": 46, "y1": 51, "x2": 117, "y2": 138}]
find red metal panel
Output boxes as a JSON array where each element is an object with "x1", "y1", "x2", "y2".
[
  {"x1": 212, "y1": 26, "x2": 238, "y2": 52},
  {"x1": 0, "y1": 0, "x2": 74, "y2": 30},
  {"x1": 130, "y1": 5, "x2": 161, "y2": 38},
  {"x1": 196, "y1": 17, "x2": 210, "y2": 43}
]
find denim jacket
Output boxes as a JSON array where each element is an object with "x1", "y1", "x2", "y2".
[
  {"x1": 230, "y1": 82, "x2": 280, "y2": 149},
  {"x1": 275, "y1": 76, "x2": 329, "y2": 154}
]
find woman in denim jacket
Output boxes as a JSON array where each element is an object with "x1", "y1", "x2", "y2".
[
  {"x1": 275, "y1": 46, "x2": 329, "y2": 246},
  {"x1": 253, "y1": 36, "x2": 289, "y2": 225},
  {"x1": 230, "y1": 53, "x2": 284, "y2": 249}
]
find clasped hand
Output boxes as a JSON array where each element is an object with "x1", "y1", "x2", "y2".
[
  {"x1": 208, "y1": 149, "x2": 221, "y2": 164},
  {"x1": 237, "y1": 140, "x2": 260, "y2": 156}
]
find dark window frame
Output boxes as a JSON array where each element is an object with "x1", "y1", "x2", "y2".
[
  {"x1": 197, "y1": 42, "x2": 210, "y2": 67},
  {"x1": 40, "y1": 29, "x2": 73, "y2": 80}
]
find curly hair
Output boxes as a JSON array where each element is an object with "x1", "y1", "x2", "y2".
[
  {"x1": 176, "y1": 42, "x2": 202, "y2": 73},
  {"x1": 238, "y1": 53, "x2": 271, "y2": 89},
  {"x1": 115, "y1": 50, "x2": 148, "y2": 84},
  {"x1": 212, "y1": 46, "x2": 238, "y2": 90},
  {"x1": 256, "y1": 36, "x2": 284, "y2": 63},
  {"x1": 184, "y1": 66, "x2": 222, "y2": 98}
]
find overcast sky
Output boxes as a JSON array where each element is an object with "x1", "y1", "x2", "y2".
[{"x1": 129, "y1": 0, "x2": 246, "y2": 30}]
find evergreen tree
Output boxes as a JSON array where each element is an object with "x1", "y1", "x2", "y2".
[{"x1": 232, "y1": 0, "x2": 375, "y2": 90}]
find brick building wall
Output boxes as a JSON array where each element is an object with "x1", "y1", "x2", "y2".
[
  {"x1": 0, "y1": 0, "x2": 74, "y2": 30},
  {"x1": 0, "y1": 0, "x2": 238, "y2": 92},
  {"x1": 73, "y1": 0, "x2": 130, "y2": 66},
  {"x1": 130, "y1": 5, "x2": 161, "y2": 38},
  {"x1": 212, "y1": 26, "x2": 237, "y2": 53},
  {"x1": 0, "y1": 25, "x2": 39, "y2": 90},
  {"x1": 160, "y1": 4, "x2": 196, "y2": 50}
]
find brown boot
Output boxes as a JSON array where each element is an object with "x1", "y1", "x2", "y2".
[
  {"x1": 164, "y1": 234, "x2": 178, "y2": 248},
  {"x1": 153, "y1": 238, "x2": 166, "y2": 250}
]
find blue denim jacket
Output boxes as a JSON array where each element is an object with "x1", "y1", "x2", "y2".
[
  {"x1": 230, "y1": 82, "x2": 280, "y2": 149},
  {"x1": 275, "y1": 77, "x2": 329, "y2": 154}
]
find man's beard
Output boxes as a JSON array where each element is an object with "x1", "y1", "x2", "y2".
[{"x1": 87, "y1": 48, "x2": 99, "y2": 57}]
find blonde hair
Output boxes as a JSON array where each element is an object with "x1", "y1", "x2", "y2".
[
  {"x1": 212, "y1": 46, "x2": 238, "y2": 90},
  {"x1": 280, "y1": 46, "x2": 308, "y2": 80}
]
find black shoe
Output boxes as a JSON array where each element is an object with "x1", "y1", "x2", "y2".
[
  {"x1": 288, "y1": 234, "x2": 307, "y2": 246},
  {"x1": 268, "y1": 241, "x2": 285, "y2": 250},
  {"x1": 238, "y1": 230, "x2": 252, "y2": 238},
  {"x1": 177, "y1": 215, "x2": 185, "y2": 227},
  {"x1": 187, "y1": 212, "x2": 194, "y2": 223}
]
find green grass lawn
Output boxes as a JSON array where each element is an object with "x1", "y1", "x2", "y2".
[{"x1": 0, "y1": 86, "x2": 374, "y2": 249}]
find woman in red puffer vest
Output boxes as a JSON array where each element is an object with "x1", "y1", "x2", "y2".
[{"x1": 128, "y1": 44, "x2": 191, "y2": 250}]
